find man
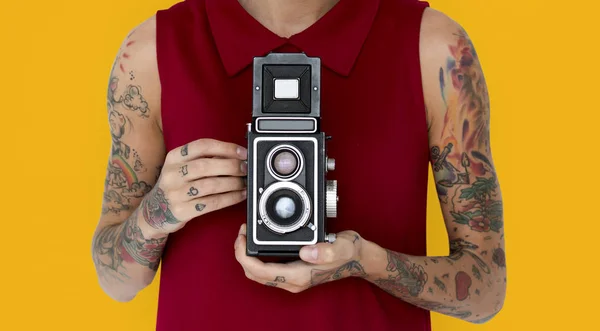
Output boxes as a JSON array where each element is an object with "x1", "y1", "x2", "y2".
[{"x1": 92, "y1": 0, "x2": 506, "y2": 329}]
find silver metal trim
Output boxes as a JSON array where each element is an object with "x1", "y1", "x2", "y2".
[
  {"x1": 258, "y1": 181, "x2": 312, "y2": 234},
  {"x1": 266, "y1": 144, "x2": 303, "y2": 182},
  {"x1": 255, "y1": 117, "x2": 317, "y2": 134},
  {"x1": 253, "y1": 137, "x2": 318, "y2": 245},
  {"x1": 325, "y1": 233, "x2": 336, "y2": 243}
]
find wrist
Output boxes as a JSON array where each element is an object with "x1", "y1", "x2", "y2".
[
  {"x1": 135, "y1": 208, "x2": 169, "y2": 240},
  {"x1": 357, "y1": 238, "x2": 387, "y2": 280}
]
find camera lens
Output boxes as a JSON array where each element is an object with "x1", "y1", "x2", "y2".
[
  {"x1": 273, "y1": 151, "x2": 298, "y2": 176},
  {"x1": 274, "y1": 196, "x2": 296, "y2": 219},
  {"x1": 267, "y1": 145, "x2": 303, "y2": 181},
  {"x1": 258, "y1": 181, "x2": 312, "y2": 234},
  {"x1": 266, "y1": 189, "x2": 303, "y2": 226}
]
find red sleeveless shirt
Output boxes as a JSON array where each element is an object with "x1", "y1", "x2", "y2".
[{"x1": 155, "y1": 0, "x2": 431, "y2": 330}]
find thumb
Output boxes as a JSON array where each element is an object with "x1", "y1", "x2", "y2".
[{"x1": 299, "y1": 241, "x2": 353, "y2": 265}]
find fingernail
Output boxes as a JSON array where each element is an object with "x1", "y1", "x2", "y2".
[
  {"x1": 242, "y1": 189, "x2": 247, "y2": 198},
  {"x1": 241, "y1": 161, "x2": 248, "y2": 174},
  {"x1": 301, "y1": 247, "x2": 318, "y2": 261},
  {"x1": 234, "y1": 236, "x2": 240, "y2": 249},
  {"x1": 243, "y1": 177, "x2": 248, "y2": 186},
  {"x1": 237, "y1": 147, "x2": 248, "y2": 158},
  {"x1": 239, "y1": 224, "x2": 244, "y2": 235}
]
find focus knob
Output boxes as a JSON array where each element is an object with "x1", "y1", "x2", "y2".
[
  {"x1": 326, "y1": 158, "x2": 336, "y2": 171},
  {"x1": 326, "y1": 180, "x2": 338, "y2": 218}
]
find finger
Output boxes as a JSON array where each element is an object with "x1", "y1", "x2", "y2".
[
  {"x1": 181, "y1": 177, "x2": 246, "y2": 201},
  {"x1": 180, "y1": 158, "x2": 247, "y2": 181},
  {"x1": 299, "y1": 237, "x2": 355, "y2": 265},
  {"x1": 170, "y1": 139, "x2": 247, "y2": 163},
  {"x1": 182, "y1": 189, "x2": 246, "y2": 218},
  {"x1": 234, "y1": 226, "x2": 295, "y2": 281}
]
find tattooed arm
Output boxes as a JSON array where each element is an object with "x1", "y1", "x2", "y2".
[
  {"x1": 92, "y1": 17, "x2": 167, "y2": 302},
  {"x1": 360, "y1": 9, "x2": 506, "y2": 323},
  {"x1": 92, "y1": 17, "x2": 249, "y2": 302}
]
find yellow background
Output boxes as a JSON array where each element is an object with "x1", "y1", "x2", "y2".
[{"x1": 0, "y1": 0, "x2": 596, "y2": 330}]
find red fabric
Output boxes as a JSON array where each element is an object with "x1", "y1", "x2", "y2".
[{"x1": 155, "y1": 0, "x2": 431, "y2": 330}]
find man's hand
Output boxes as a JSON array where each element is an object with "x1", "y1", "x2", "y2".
[
  {"x1": 139, "y1": 139, "x2": 249, "y2": 236},
  {"x1": 234, "y1": 224, "x2": 367, "y2": 293}
]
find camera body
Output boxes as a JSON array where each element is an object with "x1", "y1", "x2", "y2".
[{"x1": 246, "y1": 53, "x2": 337, "y2": 257}]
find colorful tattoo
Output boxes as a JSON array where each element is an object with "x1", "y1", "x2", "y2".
[
  {"x1": 434, "y1": 277, "x2": 447, "y2": 292},
  {"x1": 103, "y1": 104, "x2": 153, "y2": 214},
  {"x1": 373, "y1": 251, "x2": 428, "y2": 297},
  {"x1": 455, "y1": 271, "x2": 472, "y2": 301},
  {"x1": 449, "y1": 239, "x2": 490, "y2": 274},
  {"x1": 492, "y1": 248, "x2": 506, "y2": 268},
  {"x1": 92, "y1": 211, "x2": 166, "y2": 283},
  {"x1": 472, "y1": 265, "x2": 482, "y2": 281},
  {"x1": 121, "y1": 210, "x2": 167, "y2": 271},
  {"x1": 140, "y1": 188, "x2": 180, "y2": 229},
  {"x1": 432, "y1": 29, "x2": 504, "y2": 235}
]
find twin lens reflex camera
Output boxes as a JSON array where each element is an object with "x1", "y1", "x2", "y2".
[{"x1": 245, "y1": 53, "x2": 338, "y2": 257}]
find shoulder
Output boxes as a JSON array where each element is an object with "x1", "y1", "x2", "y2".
[
  {"x1": 418, "y1": 8, "x2": 483, "y2": 127},
  {"x1": 420, "y1": 7, "x2": 465, "y2": 49},
  {"x1": 111, "y1": 16, "x2": 161, "y2": 126}
]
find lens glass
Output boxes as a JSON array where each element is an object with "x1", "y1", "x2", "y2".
[
  {"x1": 274, "y1": 196, "x2": 295, "y2": 219},
  {"x1": 266, "y1": 189, "x2": 303, "y2": 226},
  {"x1": 273, "y1": 151, "x2": 298, "y2": 176}
]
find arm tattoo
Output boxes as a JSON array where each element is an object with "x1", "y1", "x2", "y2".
[
  {"x1": 432, "y1": 29, "x2": 504, "y2": 235},
  {"x1": 121, "y1": 210, "x2": 167, "y2": 271},
  {"x1": 108, "y1": 76, "x2": 149, "y2": 118},
  {"x1": 102, "y1": 74, "x2": 154, "y2": 215},
  {"x1": 93, "y1": 210, "x2": 166, "y2": 283},
  {"x1": 373, "y1": 250, "x2": 427, "y2": 297},
  {"x1": 310, "y1": 261, "x2": 366, "y2": 287},
  {"x1": 140, "y1": 188, "x2": 180, "y2": 229}
]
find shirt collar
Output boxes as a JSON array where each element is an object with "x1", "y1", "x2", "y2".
[{"x1": 205, "y1": 0, "x2": 381, "y2": 77}]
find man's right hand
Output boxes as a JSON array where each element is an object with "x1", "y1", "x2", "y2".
[{"x1": 138, "y1": 138, "x2": 248, "y2": 236}]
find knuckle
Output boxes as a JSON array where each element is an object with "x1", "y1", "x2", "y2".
[
  {"x1": 288, "y1": 287, "x2": 303, "y2": 294},
  {"x1": 161, "y1": 170, "x2": 176, "y2": 185},
  {"x1": 165, "y1": 149, "x2": 177, "y2": 162},
  {"x1": 198, "y1": 138, "x2": 216, "y2": 151},
  {"x1": 244, "y1": 271, "x2": 254, "y2": 280},
  {"x1": 321, "y1": 247, "x2": 335, "y2": 262}
]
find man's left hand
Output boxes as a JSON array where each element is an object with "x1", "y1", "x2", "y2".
[{"x1": 234, "y1": 224, "x2": 367, "y2": 293}]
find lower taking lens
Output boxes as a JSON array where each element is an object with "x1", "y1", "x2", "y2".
[{"x1": 274, "y1": 196, "x2": 296, "y2": 219}]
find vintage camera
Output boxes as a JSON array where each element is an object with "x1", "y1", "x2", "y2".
[{"x1": 245, "y1": 53, "x2": 338, "y2": 257}]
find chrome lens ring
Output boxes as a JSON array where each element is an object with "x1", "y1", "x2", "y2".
[
  {"x1": 266, "y1": 144, "x2": 303, "y2": 182},
  {"x1": 258, "y1": 181, "x2": 312, "y2": 234}
]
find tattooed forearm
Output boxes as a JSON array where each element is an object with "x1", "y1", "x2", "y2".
[
  {"x1": 93, "y1": 212, "x2": 167, "y2": 283},
  {"x1": 310, "y1": 261, "x2": 366, "y2": 287},
  {"x1": 122, "y1": 210, "x2": 167, "y2": 271},
  {"x1": 372, "y1": 250, "x2": 427, "y2": 297},
  {"x1": 366, "y1": 242, "x2": 502, "y2": 323}
]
